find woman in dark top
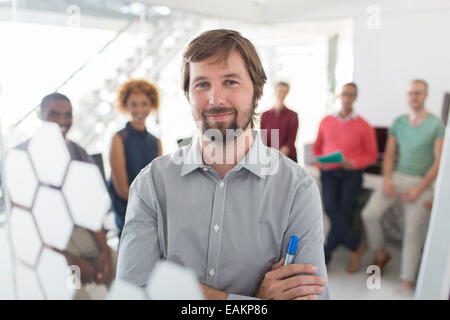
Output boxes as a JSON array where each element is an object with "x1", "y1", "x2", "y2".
[{"x1": 109, "y1": 79, "x2": 162, "y2": 239}]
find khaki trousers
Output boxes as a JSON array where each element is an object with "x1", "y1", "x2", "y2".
[{"x1": 362, "y1": 172, "x2": 433, "y2": 282}]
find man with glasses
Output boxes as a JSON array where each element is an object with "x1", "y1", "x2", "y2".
[
  {"x1": 362, "y1": 79, "x2": 445, "y2": 294},
  {"x1": 313, "y1": 83, "x2": 378, "y2": 272}
]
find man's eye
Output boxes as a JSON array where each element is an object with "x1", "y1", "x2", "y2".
[
  {"x1": 195, "y1": 82, "x2": 209, "y2": 88},
  {"x1": 226, "y1": 80, "x2": 238, "y2": 86}
]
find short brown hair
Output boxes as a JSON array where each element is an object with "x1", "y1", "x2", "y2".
[
  {"x1": 116, "y1": 79, "x2": 159, "y2": 114},
  {"x1": 343, "y1": 82, "x2": 358, "y2": 96},
  {"x1": 411, "y1": 79, "x2": 428, "y2": 92},
  {"x1": 181, "y1": 29, "x2": 267, "y2": 104},
  {"x1": 275, "y1": 81, "x2": 290, "y2": 89}
]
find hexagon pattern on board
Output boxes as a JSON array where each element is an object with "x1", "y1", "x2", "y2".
[
  {"x1": 9, "y1": 206, "x2": 42, "y2": 267},
  {"x1": 33, "y1": 186, "x2": 73, "y2": 251},
  {"x1": 4, "y1": 148, "x2": 38, "y2": 208},
  {"x1": 37, "y1": 248, "x2": 74, "y2": 300},
  {"x1": 0, "y1": 226, "x2": 15, "y2": 299},
  {"x1": 27, "y1": 122, "x2": 70, "y2": 187},
  {"x1": 3, "y1": 122, "x2": 204, "y2": 300},
  {"x1": 146, "y1": 261, "x2": 204, "y2": 300},
  {"x1": 2, "y1": 122, "x2": 111, "y2": 299},
  {"x1": 107, "y1": 279, "x2": 147, "y2": 300},
  {"x1": 62, "y1": 160, "x2": 111, "y2": 231},
  {"x1": 15, "y1": 263, "x2": 44, "y2": 300}
]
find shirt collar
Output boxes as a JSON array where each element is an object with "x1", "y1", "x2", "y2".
[
  {"x1": 334, "y1": 111, "x2": 358, "y2": 122},
  {"x1": 180, "y1": 135, "x2": 204, "y2": 176},
  {"x1": 180, "y1": 130, "x2": 273, "y2": 179}
]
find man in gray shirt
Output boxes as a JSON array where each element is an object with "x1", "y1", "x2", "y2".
[{"x1": 117, "y1": 29, "x2": 329, "y2": 300}]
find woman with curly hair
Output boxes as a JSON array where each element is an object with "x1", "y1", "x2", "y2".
[{"x1": 109, "y1": 79, "x2": 162, "y2": 239}]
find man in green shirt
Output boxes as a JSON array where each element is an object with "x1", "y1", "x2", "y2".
[{"x1": 362, "y1": 79, "x2": 445, "y2": 294}]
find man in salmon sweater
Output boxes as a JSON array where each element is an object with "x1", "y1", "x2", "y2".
[{"x1": 313, "y1": 83, "x2": 378, "y2": 272}]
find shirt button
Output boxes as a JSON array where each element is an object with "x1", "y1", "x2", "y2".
[
  {"x1": 214, "y1": 224, "x2": 220, "y2": 232},
  {"x1": 203, "y1": 167, "x2": 208, "y2": 172},
  {"x1": 209, "y1": 268, "x2": 215, "y2": 276},
  {"x1": 219, "y1": 182, "x2": 224, "y2": 188}
]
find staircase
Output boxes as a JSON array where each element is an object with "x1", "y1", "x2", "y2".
[
  {"x1": 10, "y1": 5, "x2": 201, "y2": 153},
  {"x1": 62, "y1": 11, "x2": 201, "y2": 151}
]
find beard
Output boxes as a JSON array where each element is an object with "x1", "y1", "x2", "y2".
[{"x1": 201, "y1": 106, "x2": 254, "y2": 145}]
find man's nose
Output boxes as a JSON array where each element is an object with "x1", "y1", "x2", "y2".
[
  {"x1": 56, "y1": 114, "x2": 66, "y2": 124},
  {"x1": 208, "y1": 85, "x2": 226, "y2": 106}
]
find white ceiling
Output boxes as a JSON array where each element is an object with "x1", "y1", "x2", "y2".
[
  {"x1": 137, "y1": 0, "x2": 264, "y2": 23},
  {"x1": 135, "y1": 0, "x2": 450, "y2": 24}
]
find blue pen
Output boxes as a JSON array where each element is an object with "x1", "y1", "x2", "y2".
[{"x1": 283, "y1": 236, "x2": 299, "y2": 266}]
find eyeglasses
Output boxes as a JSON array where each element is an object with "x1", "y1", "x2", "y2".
[
  {"x1": 340, "y1": 93, "x2": 356, "y2": 98},
  {"x1": 408, "y1": 91, "x2": 424, "y2": 96}
]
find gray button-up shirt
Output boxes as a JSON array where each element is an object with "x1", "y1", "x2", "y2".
[{"x1": 117, "y1": 131, "x2": 329, "y2": 300}]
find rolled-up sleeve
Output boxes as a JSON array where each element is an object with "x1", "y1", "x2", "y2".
[
  {"x1": 282, "y1": 174, "x2": 330, "y2": 300},
  {"x1": 116, "y1": 166, "x2": 161, "y2": 287}
]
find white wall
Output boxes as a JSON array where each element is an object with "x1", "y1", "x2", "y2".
[
  {"x1": 137, "y1": 0, "x2": 263, "y2": 23},
  {"x1": 262, "y1": 0, "x2": 450, "y2": 24},
  {"x1": 353, "y1": 9, "x2": 450, "y2": 127},
  {"x1": 258, "y1": 0, "x2": 450, "y2": 127}
]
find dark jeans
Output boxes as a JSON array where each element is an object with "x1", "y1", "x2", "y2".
[{"x1": 320, "y1": 169, "x2": 363, "y2": 264}]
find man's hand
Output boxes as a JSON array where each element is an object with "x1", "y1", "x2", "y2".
[
  {"x1": 255, "y1": 258, "x2": 326, "y2": 300},
  {"x1": 401, "y1": 186, "x2": 422, "y2": 203},
  {"x1": 341, "y1": 158, "x2": 354, "y2": 170},
  {"x1": 383, "y1": 179, "x2": 397, "y2": 197},
  {"x1": 95, "y1": 249, "x2": 112, "y2": 285},
  {"x1": 72, "y1": 256, "x2": 98, "y2": 285}
]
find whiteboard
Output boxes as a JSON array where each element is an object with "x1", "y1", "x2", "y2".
[{"x1": 415, "y1": 112, "x2": 450, "y2": 299}]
